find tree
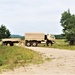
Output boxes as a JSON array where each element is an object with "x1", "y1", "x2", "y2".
[
  {"x1": 0, "y1": 24, "x2": 10, "y2": 39},
  {"x1": 60, "y1": 10, "x2": 75, "y2": 45}
]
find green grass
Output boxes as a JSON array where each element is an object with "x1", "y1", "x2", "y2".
[
  {"x1": 0, "y1": 46, "x2": 43, "y2": 72},
  {"x1": 38, "y1": 39, "x2": 75, "y2": 50}
]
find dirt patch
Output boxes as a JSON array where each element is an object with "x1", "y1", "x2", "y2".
[{"x1": 0, "y1": 47, "x2": 75, "y2": 75}]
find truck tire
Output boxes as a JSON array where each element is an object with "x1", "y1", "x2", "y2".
[
  {"x1": 2, "y1": 43, "x2": 5, "y2": 46},
  {"x1": 10, "y1": 43, "x2": 14, "y2": 46},
  {"x1": 47, "y1": 41, "x2": 52, "y2": 46},
  {"x1": 26, "y1": 42, "x2": 31, "y2": 46},
  {"x1": 2, "y1": 42, "x2": 7, "y2": 46},
  {"x1": 32, "y1": 42, "x2": 37, "y2": 47},
  {"x1": 48, "y1": 42, "x2": 52, "y2": 46}
]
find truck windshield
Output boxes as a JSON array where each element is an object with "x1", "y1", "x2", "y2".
[{"x1": 50, "y1": 35, "x2": 55, "y2": 38}]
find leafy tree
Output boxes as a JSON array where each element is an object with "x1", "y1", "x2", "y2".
[
  {"x1": 0, "y1": 24, "x2": 10, "y2": 39},
  {"x1": 60, "y1": 10, "x2": 75, "y2": 45}
]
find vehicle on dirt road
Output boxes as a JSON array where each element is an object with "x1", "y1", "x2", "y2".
[
  {"x1": 25, "y1": 33, "x2": 55, "y2": 47},
  {"x1": 2, "y1": 38, "x2": 21, "y2": 46}
]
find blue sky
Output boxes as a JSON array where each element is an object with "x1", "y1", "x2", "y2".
[{"x1": 0, "y1": 0, "x2": 75, "y2": 35}]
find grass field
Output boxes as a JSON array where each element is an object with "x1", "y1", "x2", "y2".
[
  {"x1": 0, "y1": 46, "x2": 43, "y2": 72},
  {"x1": 39, "y1": 39, "x2": 75, "y2": 50}
]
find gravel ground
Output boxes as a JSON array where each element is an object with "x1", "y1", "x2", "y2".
[{"x1": 0, "y1": 47, "x2": 75, "y2": 75}]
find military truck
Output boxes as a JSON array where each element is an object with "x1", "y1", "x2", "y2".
[
  {"x1": 25, "y1": 33, "x2": 55, "y2": 47},
  {"x1": 2, "y1": 38, "x2": 21, "y2": 46}
]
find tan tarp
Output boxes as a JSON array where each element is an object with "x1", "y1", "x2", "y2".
[{"x1": 25, "y1": 33, "x2": 44, "y2": 41}]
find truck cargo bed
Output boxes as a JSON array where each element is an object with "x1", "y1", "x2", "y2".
[{"x1": 25, "y1": 33, "x2": 44, "y2": 41}]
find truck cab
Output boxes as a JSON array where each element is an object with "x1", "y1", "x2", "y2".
[{"x1": 46, "y1": 34, "x2": 55, "y2": 46}]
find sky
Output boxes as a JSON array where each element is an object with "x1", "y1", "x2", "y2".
[{"x1": 0, "y1": 0, "x2": 75, "y2": 35}]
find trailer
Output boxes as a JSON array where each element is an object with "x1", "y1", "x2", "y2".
[
  {"x1": 25, "y1": 33, "x2": 55, "y2": 47},
  {"x1": 2, "y1": 38, "x2": 21, "y2": 46}
]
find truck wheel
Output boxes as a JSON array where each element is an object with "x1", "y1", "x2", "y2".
[
  {"x1": 26, "y1": 42, "x2": 31, "y2": 46},
  {"x1": 47, "y1": 42, "x2": 52, "y2": 46},
  {"x1": 10, "y1": 43, "x2": 14, "y2": 46},
  {"x1": 2, "y1": 43, "x2": 7, "y2": 46},
  {"x1": 2, "y1": 43, "x2": 5, "y2": 46},
  {"x1": 48, "y1": 43, "x2": 52, "y2": 46},
  {"x1": 32, "y1": 42, "x2": 37, "y2": 47}
]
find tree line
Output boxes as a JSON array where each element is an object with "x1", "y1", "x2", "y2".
[{"x1": 55, "y1": 34, "x2": 65, "y2": 39}]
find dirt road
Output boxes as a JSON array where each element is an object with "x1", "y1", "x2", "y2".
[{"x1": 0, "y1": 47, "x2": 75, "y2": 75}]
